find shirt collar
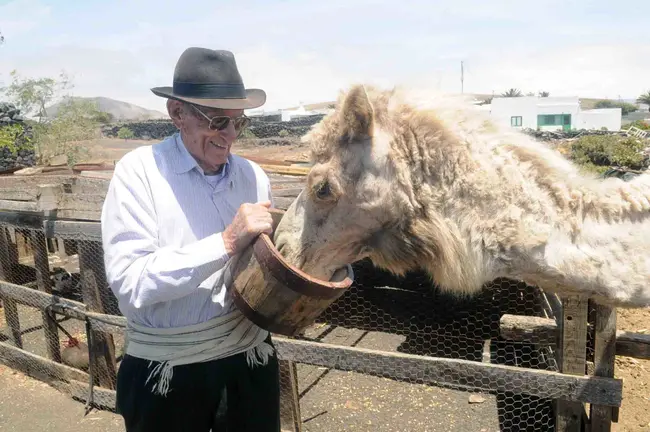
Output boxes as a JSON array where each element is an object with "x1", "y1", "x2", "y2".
[{"x1": 171, "y1": 132, "x2": 231, "y2": 177}]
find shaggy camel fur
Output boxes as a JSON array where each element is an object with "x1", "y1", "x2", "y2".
[{"x1": 272, "y1": 84, "x2": 650, "y2": 309}]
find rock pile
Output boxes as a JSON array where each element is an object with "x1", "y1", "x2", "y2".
[
  {"x1": 522, "y1": 128, "x2": 628, "y2": 141},
  {"x1": 0, "y1": 102, "x2": 36, "y2": 171}
]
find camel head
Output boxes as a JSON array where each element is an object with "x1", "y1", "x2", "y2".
[
  {"x1": 273, "y1": 84, "x2": 482, "y2": 290},
  {"x1": 273, "y1": 84, "x2": 397, "y2": 281}
]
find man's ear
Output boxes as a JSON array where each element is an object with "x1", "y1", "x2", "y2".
[{"x1": 167, "y1": 99, "x2": 185, "y2": 128}]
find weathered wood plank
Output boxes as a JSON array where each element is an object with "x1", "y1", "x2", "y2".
[
  {"x1": 555, "y1": 296, "x2": 589, "y2": 432},
  {"x1": 0, "y1": 199, "x2": 39, "y2": 212},
  {"x1": 30, "y1": 230, "x2": 62, "y2": 363},
  {"x1": 279, "y1": 360, "x2": 303, "y2": 432},
  {"x1": 0, "y1": 188, "x2": 38, "y2": 201},
  {"x1": 590, "y1": 304, "x2": 618, "y2": 431},
  {"x1": 0, "y1": 227, "x2": 23, "y2": 348},
  {"x1": 77, "y1": 240, "x2": 117, "y2": 390},
  {"x1": 616, "y1": 331, "x2": 650, "y2": 359},
  {"x1": 0, "y1": 279, "x2": 88, "y2": 313},
  {"x1": 272, "y1": 337, "x2": 622, "y2": 407},
  {"x1": 43, "y1": 220, "x2": 102, "y2": 242},
  {"x1": 0, "y1": 211, "x2": 44, "y2": 230},
  {"x1": 499, "y1": 314, "x2": 557, "y2": 345},
  {"x1": 57, "y1": 379, "x2": 117, "y2": 410},
  {"x1": 0, "y1": 341, "x2": 88, "y2": 383},
  {"x1": 499, "y1": 314, "x2": 650, "y2": 360}
]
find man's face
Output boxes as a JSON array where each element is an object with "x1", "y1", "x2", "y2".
[{"x1": 168, "y1": 100, "x2": 247, "y2": 174}]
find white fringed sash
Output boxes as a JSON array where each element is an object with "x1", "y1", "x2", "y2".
[
  {"x1": 124, "y1": 258, "x2": 273, "y2": 397},
  {"x1": 125, "y1": 310, "x2": 273, "y2": 397}
]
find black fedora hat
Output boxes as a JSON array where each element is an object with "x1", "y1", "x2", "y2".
[{"x1": 151, "y1": 47, "x2": 266, "y2": 110}]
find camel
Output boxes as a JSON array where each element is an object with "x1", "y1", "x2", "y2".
[{"x1": 271, "y1": 84, "x2": 650, "y2": 309}]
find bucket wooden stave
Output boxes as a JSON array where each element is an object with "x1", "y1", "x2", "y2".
[{"x1": 230, "y1": 208, "x2": 354, "y2": 336}]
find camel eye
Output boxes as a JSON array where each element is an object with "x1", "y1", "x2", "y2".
[{"x1": 315, "y1": 180, "x2": 331, "y2": 200}]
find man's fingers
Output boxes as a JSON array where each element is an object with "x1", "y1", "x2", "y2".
[{"x1": 257, "y1": 200, "x2": 272, "y2": 208}]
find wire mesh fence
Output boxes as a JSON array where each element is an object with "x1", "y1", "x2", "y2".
[{"x1": 0, "y1": 221, "x2": 607, "y2": 431}]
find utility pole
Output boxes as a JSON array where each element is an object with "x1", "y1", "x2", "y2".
[{"x1": 461, "y1": 61, "x2": 464, "y2": 94}]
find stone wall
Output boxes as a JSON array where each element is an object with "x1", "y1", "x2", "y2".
[
  {"x1": 521, "y1": 128, "x2": 628, "y2": 141},
  {"x1": 101, "y1": 120, "x2": 178, "y2": 141},
  {"x1": 101, "y1": 114, "x2": 327, "y2": 141},
  {"x1": 0, "y1": 102, "x2": 36, "y2": 171}
]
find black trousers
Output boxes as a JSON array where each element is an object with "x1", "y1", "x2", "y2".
[{"x1": 115, "y1": 336, "x2": 281, "y2": 432}]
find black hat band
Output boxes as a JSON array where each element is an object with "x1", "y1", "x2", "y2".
[{"x1": 172, "y1": 82, "x2": 246, "y2": 99}]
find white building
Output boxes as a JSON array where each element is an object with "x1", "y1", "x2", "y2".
[{"x1": 484, "y1": 96, "x2": 622, "y2": 131}]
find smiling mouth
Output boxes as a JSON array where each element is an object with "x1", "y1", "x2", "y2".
[{"x1": 210, "y1": 139, "x2": 228, "y2": 149}]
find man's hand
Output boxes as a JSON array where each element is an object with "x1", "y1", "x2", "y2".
[{"x1": 223, "y1": 201, "x2": 274, "y2": 257}]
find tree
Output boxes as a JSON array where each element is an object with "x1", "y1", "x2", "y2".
[
  {"x1": 594, "y1": 99, "x2": 638, "y2": 116},
  {"x1": 0, "y1": 30, "x2": 4, "y2": 45},
  {"x1": 501, "y1": 88, "x2": 523, "y2": 97},
  {"x1": 31, "y1": 96, "x2": 104, "y2": 165},
  {"x1": 637, "y1": 91, "x2": 650, "y2": 111},
  {"x1": 1, "y1": 70, "x2": 105, "y2": 165},
  {"x1": 538, "y1": 91, "x2": 550, "y2": 97},
  {"x1": 0, "y1": 70, "x2": 72, "y2": 122}
]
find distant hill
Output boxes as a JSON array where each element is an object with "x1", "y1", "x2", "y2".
[{"x1": 44, "y1": 96, "x2": 167, "y2": 121}]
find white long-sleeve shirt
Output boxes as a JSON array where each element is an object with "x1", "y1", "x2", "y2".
[{"x1": 100, "y1": 132, "x2": 273, "y2": 329}]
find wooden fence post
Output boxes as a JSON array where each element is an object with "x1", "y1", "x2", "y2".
[
  {"x1": 589, "y1": 304, "x2": 617, "y2": 431},
  {"x1": 555, "y1": 295, "x2": 589, "y2": 431},
  {"x1": 30, "y1": 229, "x2": 62, "y2": 363},
  {"x1": 77, "y1": 240, "x2": 117, "y2": 390},
  {"x1": 279, "y1": 359, "x2": 302, "y2": 432},
  {"x1": 0, "y1": 227, "x2": 22, "y2": 348}
]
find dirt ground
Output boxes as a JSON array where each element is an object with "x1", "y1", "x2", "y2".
[{"x1": 612, "y1": 309, "x2": 650, "y2": 431}]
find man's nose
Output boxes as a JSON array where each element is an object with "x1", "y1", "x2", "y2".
[{"x1": 218, "y1": 119, "x2": 238, "y2": 141}]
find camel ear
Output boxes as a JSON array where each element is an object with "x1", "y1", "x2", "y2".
[{"x1": 339, "y1": 84, "x2": 374, "y2": 143}]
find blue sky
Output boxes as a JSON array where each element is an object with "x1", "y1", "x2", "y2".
[{"x1": 1, "y1": 0, "x2": 649, "y2": 114}]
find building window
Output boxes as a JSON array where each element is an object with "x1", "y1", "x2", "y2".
[
  {"x1": 538, "y1": 114, "x2": 571, "y2": 126},
  {"x1": 511, "y1": 116, "x2": 522, "y2": 127}
]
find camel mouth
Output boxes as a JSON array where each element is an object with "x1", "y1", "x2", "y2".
[{"x1": 255, "y1": 231, "x2": 355, "y2": 289}]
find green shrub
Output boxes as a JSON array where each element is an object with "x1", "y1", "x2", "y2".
[
  {"x1": 570, "y1": 135, "x2": 647, "y2": 172},
  {"x1": 626, "y1": 119, "x2": 650, "y2": 130},
  {"x1": 0, "y1": 123, "x2": 33, "y2": 154},
  {"x1": 239, "y1": 128, "x2": 256, "y2": 139},
  {"x1": 278, "y1": 129, "x2": 290, "y2": 137},
  {"x1": 117, "y1": 126, "x2": 135, "y2": 140}
]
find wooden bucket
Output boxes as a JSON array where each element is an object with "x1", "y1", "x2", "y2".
[{"x1": 230, "y1": 208, "x2": 354, "y2": 336}]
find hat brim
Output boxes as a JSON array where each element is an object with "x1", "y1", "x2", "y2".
[{"x1": 150, "y1": 86, "x2": 266, "y2": 110}]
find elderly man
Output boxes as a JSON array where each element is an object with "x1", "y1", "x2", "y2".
[{"x1": 101, "y1": 47, "x2": 280, "y2": 431}]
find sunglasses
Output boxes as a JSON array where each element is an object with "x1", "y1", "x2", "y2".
[{"x1": 190, "y1": 104, "x2": 251, "y2": 135}]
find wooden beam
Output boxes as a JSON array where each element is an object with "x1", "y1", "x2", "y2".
[
  {"x1": 279, "y1": 360, "x2": 302, "y2": 432},
  {"x1": 272, "y1": 337, "x2": 622, "y2": 407},
  {"x1": 30, "y1": 230, "x2": 62, "y2": 363},
  {"x1": 0, "y1": 227, "x2": 22, "y2": 348},
  {"x1": 499, "y1": 314, "x2": 650, "y2": 360},
  {"x1": 77, "y1": 240, "x2": 117, "y2": 390},
  {"x1": 590, "y1": 304, "x2": 618, "y2": 431},
  {"x1": 57, "y1": 379, "x2": 117, "y2": 410},
  {"x1": 43, "y1": 220, "x2": 102, "y2": 242},
  {"x1": 616, "y1": 331, "x2": 650, "y2": 359},
  {"x1": 499, "y1": 314, "x2": 558, "y2": 345},
  {"x1": 0, "y1": 279, "x2": 88, "y2": 312},
  {"x1": 555, "y1": 296, "x2": 589, "y2": 432},
  {"x1": 0, "y1": 341, "x2": 88, "y2": 383}
]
